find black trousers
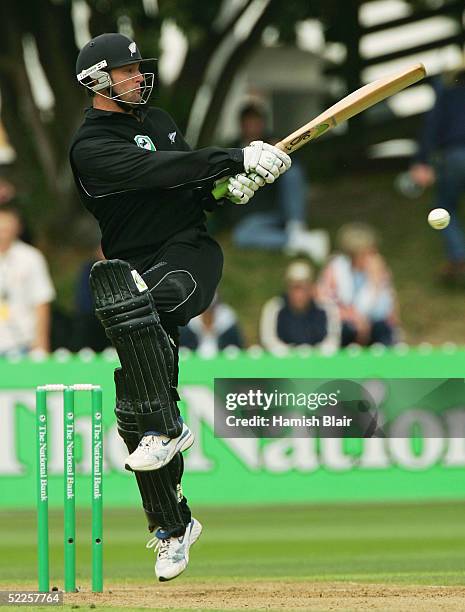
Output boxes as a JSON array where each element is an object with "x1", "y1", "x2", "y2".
[
  {"x1": 118, "y1": 226, "x2": 223, "y2": 535},
  {"x1": 130, "y1": 226, "x2": 223, "y2": 328}
]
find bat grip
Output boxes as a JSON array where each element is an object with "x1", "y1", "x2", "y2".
[
  {"x1": 212, "y1": 179, "x2": 229, "y2": 200},
  {"x1": 212, "y1": 141, "x2": 290, "y2": 200}
]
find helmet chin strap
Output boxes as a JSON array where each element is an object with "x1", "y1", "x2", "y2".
[
  {"x1": 97, "y1": 87, "x2": 141, "y2": 113},
  {"x1": 114, "y1": 94, "x2": 147, "y2": 114},
  {"x1": 115, "y1": 97, "x2": 136, "y2": 112}
]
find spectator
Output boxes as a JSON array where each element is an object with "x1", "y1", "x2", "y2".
[
  {"x1": 0, "y1": 177, "x2": 34, "y2": 244},
  {"x1": 223, "y1": 103, "x2": 329, "y2": 264},
  {"x1": 410, "y1": 65, "x2": 465, "y2": 280},
  {"x1": 260, "y1": 260, "x2": 340, "y2": 354},
  {"x1": 179, "y1": 294, "x2": 244, "y2": 358},
  {"x1": 0, "y1": 206, "x2": 55, "y2": 355},
  {"x1": 318, "y1": 223, "x2": 399, "y2": 347},
  {"x1": 72, "y1": 244, "x2": 112, "y2": 352}
]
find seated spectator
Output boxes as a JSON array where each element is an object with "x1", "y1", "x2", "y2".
[
  {"x1": 259, "y1": 260, "x2": 340, "y2": 354},
  {"x1": 180, "y1": 295, "x2": 244, "y2": 358},
  {"x1": 0, "y1": 205, "x2": 55, "y2": 355},
  {"x1": 220, "y1": 103, "x2": 329, "y2": 264},
  {"x1": 318, "y1": 223, "x2": 399, "y2": 346}
]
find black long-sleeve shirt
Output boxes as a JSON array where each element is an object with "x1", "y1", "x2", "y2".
[{"x1": 69, "y1": 106, "x2": 244, "y2": 259}]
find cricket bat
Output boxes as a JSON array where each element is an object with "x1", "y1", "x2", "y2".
[{"x1": 213, "y1": 63, "x2": 426, "y2": 199}]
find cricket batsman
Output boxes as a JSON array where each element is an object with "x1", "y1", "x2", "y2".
[{"x1": 69, "y1": 33, "x2": 291, "y2": 581}]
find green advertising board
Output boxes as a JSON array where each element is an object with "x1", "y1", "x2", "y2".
[{"x1": 1, "y1": 346, "x2": 464, "y2": 509}]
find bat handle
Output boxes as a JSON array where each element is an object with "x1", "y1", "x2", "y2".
[
  {"x1": 212, "y1": 141, "x2": 290, "y2": 200},
  {"x1": 212, "y1": 177, "x2": 229, "y2": 200}
]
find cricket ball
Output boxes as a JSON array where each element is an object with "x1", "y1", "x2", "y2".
[{"x1": 428, "y1": 208, "x2": 450, "y2": 230}]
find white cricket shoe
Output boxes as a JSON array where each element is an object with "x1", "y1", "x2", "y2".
[
  {"x1": 146, "y1": 518, "x2": 203, "y2": 582},
  {"x1": 125, "y1": 423, "x2": 194, "y2": 471},
  {"x1": 284, "y1": 225, "x2": 330, "y2": 265}
]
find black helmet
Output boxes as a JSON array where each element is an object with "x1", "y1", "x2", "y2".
[{"x1": 76, "y1": 33, "x2": 156, "y2": 105}]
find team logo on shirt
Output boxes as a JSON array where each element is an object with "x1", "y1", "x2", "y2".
[
  {"x1": 168, "y1": 131, "x2": 177, "y2": 144},
  {"x1": 134, "y1": 135, "x2": 156, "y2": 151}
]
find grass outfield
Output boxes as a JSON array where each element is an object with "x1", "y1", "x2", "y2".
[{"x1": 1, "y1": 502, "x2": 465, "y2": 610}]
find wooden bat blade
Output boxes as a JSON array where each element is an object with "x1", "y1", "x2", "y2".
[{"x1": 276, "y1": 63, "x2": 426, "y2": 153}]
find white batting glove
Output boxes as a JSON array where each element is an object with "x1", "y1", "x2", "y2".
[
  {"x1": 248, "y1": 172, "x2": 266, "y2": 187},
  {"x1": 226, "y1": 173, "x2": 263, "y2": 205},
  {"x1": 242, "y1": 141, "x2": 291, "y2": 183}
]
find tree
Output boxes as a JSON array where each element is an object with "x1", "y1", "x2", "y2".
[{"x1": 3, "y1": 0, "x2": 459, "y2": 231}]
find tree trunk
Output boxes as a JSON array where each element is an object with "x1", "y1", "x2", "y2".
[
  {"x1": 163, "y1": 1, "x2": 255, "y2": 132},
  {"x1": 196, "y1": 1, "x2": 275, "y2": 146},
  {"x1": 0, "y1": 2, "x2": 65, "y2": 226}
]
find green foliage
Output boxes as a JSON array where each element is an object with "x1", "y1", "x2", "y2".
[{"x1": 158, "y1": 0, "x2": 223, "y2": 43}]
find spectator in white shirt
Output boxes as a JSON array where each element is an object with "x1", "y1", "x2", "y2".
[
  {"x1": 0, "y1": 206, "x2": 56, "y2": 355},
  {"x1": 318, "y1": 223, "x2": 399, "y2": 346}
]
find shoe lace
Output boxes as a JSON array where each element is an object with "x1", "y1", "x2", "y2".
[
  {"x1": 139, "y1": 435, "x2": 154, "y2": 448},
  {"x1": 137, "y1": 436, "x2": 158, "y2": 455},
  {"x1": 138, "y1": 434, "x2": 168, "y2": 452},
  {"x1": 146, "y1": 536, "x2": 171, "y2": 559}
]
